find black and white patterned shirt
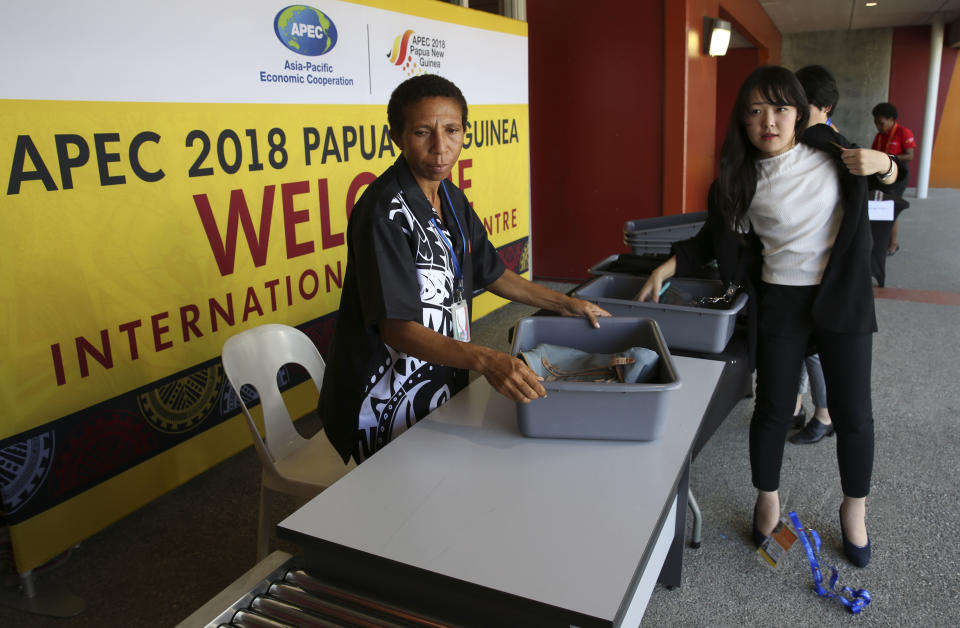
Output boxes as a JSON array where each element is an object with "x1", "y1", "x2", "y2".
[{"x1": 319, "y1": 156, "x2": 505, "y2": 463}]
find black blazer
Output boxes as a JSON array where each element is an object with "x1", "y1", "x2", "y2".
[{"x1": 673, "y1": 124, "x2": 883, "y2": 367}]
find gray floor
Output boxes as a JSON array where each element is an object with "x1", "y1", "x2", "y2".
[{"x1": 1, "y1": 190, "x2": 958, "y2": 627}]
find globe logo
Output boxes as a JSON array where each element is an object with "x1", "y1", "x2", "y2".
[{"x1": 274, "y1": 5, "x2": 338, "y2": 56}]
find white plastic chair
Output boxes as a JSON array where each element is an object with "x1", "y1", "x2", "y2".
[{"x1": 221, "y1": 323, "x2": 356, "y2": 561}]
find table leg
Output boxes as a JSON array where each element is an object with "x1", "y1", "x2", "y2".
[{"x1": 658, "y1": 459, "x2": 690, "y2": 589}]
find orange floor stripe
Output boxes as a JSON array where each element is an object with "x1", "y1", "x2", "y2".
[{"x1": 874, "y1": 287, "x2": 960, "y2": 306}]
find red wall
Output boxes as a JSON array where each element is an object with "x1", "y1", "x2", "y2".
[
  {"x1": 526, "y1": 0, "x2": 664, "y2": 281},
  {"x1": 526, "y1": 0, "x2": 776, "y2": 280},
  {"x1": 888, "y1": 25, "x2": 958, "y2": 187},
  {"x1": 715, "y1": 47, "x2": 759, "y2": 175}
]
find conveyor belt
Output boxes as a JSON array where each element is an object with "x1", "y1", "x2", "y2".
[{"x1": 213, "y1": 565, "x2": 456, "y2": 628}]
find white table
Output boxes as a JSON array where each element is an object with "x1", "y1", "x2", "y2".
[{"x1": 279, "y1": 356, "x2": 723, "y2": 626}]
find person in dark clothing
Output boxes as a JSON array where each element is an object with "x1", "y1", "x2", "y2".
[
  {"x1": 872, "y1": 102, "x2": 915, "y2": 255},
  {"x1": 319, "y1": 74, "x2": 609, "y2": 464},
  {"x1": 786, "y1": 65, "x2": 838, "y2": 444},
  {"x1": 789, "y1": 65, "x2": 907, "y2": 443},
  {"x1": 637, "y1": 66, "x2": 899, "y2": 568},
  {"x1": 795, "y1": 64, "x2": 840, "y2": 131}
]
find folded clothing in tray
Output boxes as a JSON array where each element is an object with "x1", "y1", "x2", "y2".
[{"x1": 519, "y1": 343, "x2": 659, "y2": 384}]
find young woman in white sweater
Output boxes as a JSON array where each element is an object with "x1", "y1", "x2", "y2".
[{"x1": 639, "y1": 66, "x2": 898, "y2": 568}]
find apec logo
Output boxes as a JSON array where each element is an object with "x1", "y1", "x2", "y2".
[
  {"x1": 274, "y1": 5, "x2": 338, "y2": 56},
  {"x1": 387, "y1": 29, "x2": 445, "y2": 76}
]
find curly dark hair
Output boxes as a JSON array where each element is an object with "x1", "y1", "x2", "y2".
[
  {"x1": 387, "y1": 74, "x2": 468, "y2": 134},
  {"x1": 872, "y1": 102, "x2": 898, "y2": 120}
]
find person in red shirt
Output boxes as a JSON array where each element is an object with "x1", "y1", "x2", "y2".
[{"x1": 872, "y1": 102, "x2": 915, "y2": 255}]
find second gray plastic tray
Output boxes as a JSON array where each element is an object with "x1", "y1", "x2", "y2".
[
  {"x1": 623, "y1": 211, "x2": 706, "y2": 241},
  {"x1": 573, "y1": 274, "x2": 747, "y2": 353}
]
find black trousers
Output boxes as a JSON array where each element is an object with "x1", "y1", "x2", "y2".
[{"x1": 750, "y1": 283, "x2": 874, "y2": 498}]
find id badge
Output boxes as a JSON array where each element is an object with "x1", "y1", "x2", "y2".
[
  {"x1": 758, "y1": 517, "x2": 798, "y2": 568},
  {"x1": 868, "y1": 199, "x2": 894, "y2": 221},
  {"x1": 452, "y1": 299, "x2": 471, "y2": 342}
]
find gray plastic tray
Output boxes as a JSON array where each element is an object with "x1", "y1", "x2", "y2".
[
  {"x1": 625, "y1": 241, "x2": 674, "y2": 256},
  {"x1": 623, "y1": 211, "x2": 706, "y2": 242},
  {"x1": 587, "y1": 253, "x2": 671, "y2": 277},
  {"x1": 588, "y1": 253, "x2": 624, "y2": 276},
  {"x1": 510, "y1": 317, "x2": 680, "y2": 441},
  {"x1": 572, "y1": 275, "x2": 747, "y2": 353}
]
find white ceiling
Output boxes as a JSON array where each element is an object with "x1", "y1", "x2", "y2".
[{"x1": 758, "y1": 0, "x2": 960, "y2": 34}]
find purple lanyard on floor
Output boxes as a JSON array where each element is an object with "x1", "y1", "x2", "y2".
[
  {"x1": 430, "y1": 181, "x2": 467, "y2": 301},
  {"x1": 788, "y1": 511, "x2": 871, "y2": 614}
]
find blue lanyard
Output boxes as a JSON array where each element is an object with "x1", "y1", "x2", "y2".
[
  {"x1": 430, "y1": 181, "x2": 468, "y2": 299},
  {"x1": 788, "y1": 511, "x2": 871, "y2": 614}
]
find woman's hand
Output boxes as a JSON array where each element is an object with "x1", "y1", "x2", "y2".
[
  {"x1": 840, "y1": 148, "x2": 894, "y2": 178},
  {"x1": 475, "y1": 346, "x2": 546, "y2": 403},
  {"x1": 636, "y1": 256, "x2": 677, "y2": 303},
  {"x1": 486, "y1": 270, "x2": 609, "y2": 328},
  {"x1": 379, "y1": 319, "x2": 545, "y2": 403},
  {"x1": 556, "y1": 297, "x2": 610, "y2": 328}
]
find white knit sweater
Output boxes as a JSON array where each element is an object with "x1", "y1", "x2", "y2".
[{"x1": 748, "y1": 143, "x2": 843, "y2": 286}]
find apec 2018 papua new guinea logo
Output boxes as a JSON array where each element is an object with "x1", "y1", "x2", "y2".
[
  {"x1": 387, "y1": 29, "x2": 446, "y2": 76},
  {"x1": 274, "y1": 5, "x2": 338, "y2": 56}
]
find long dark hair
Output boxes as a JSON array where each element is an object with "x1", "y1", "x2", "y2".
[{"x1": 717, "y1": 66, "x2": 809, "y2": 229}]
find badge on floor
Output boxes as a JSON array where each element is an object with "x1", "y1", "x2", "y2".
[{"x1": 758, "y1": 517, "x2": 798, "y2": 568}]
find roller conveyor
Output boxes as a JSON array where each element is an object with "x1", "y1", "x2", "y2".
[{"x1": 181, "y1": 553, "x2": 459, "y2": 628}]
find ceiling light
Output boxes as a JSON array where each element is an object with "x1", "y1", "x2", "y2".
[{"x1": 704, "y1": 18, "x2": 731, "y2": 57}]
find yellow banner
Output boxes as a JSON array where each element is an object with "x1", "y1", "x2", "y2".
[
  {"x1": 1, "y1": 0, "x2": 530, "y2": 577},
  {"x1": 1, "y1": 100, "x2": 530, "y2": 440}
]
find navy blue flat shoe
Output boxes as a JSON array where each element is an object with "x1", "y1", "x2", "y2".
[{"x1": 839, "y1": 508, "x2": 871, "y2": 568}]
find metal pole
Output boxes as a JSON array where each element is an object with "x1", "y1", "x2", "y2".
[
  {"x1": 917, "y1": 16, "x2": 944, "y2": 199},
  {"x1": 20, "y1": 571, "x2": 37, "y2": 598},
  {"x1": 505, "y1": 0, "x2": 527, "y2": 21},
  {"x1": 0, "y1": 569, "x2": 86, "y2": 617}
]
